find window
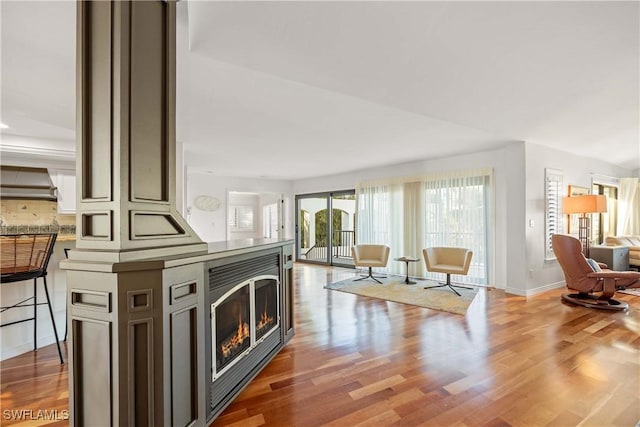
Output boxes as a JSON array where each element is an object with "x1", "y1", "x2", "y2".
[
  {"x1": 545, "y1": 168, "x2": 563, "y2": 260},
  {"x1": 263, "y1": 203, "x2": 279, "y2": 238},
  {"x1": 592, "y1": 182, "x2": 618, "y2": 245},
  {"x1": 229, "y1": 206, "x2": 254, "y2": 231},
  {"x1": 356, "y1": 168, "x2": 492, "y2": 285},
  {"x1": 424, "y1": 173, "x2": 490, "y2": 285}
]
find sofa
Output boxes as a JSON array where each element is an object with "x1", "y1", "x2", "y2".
[{"x1": 605, "y1": 236, "x2": 640, "y2": 268}]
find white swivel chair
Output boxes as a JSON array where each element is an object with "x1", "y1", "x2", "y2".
[
  {"x1": 351, "y1": 244, "x2": 390, "y2": 284},
  {"x1": 423, "y1": 247, "x2": 473, "y2": 296}
]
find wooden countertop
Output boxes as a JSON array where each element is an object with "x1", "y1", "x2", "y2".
[{"x1": 0, "y1": 234, "x2": 75, "y2": 242}]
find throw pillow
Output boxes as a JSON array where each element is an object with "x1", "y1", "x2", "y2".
[{"x1": 586, "y1": 258, "x2": 602, "y2": 272}]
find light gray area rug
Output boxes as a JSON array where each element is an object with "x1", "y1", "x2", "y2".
[
  {"x1": 618, "y1": 287, "x2": 640, "y2": 297},
  {"x1": 325, "y1": 275, "x2": 479, "y2": 315}
]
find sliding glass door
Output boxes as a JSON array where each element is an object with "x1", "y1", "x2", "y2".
[
  {"x1": 330, "y1": 192, "x2": 356, "y2": 267},
  {"x1": 297, "y1": 194, "x2": 329, "y2": 264},
  {"x1": 296, "y1": 191, "x2": 356, "y2": 267}
]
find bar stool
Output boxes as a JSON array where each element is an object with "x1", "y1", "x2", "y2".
[{"x1": 0, "y1": 233, "x2": 64, "y2": 364}]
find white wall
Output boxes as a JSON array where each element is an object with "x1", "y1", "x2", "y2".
[
  {"x1": 503, "y1": 143, "x2": 528, "y2": 295},
  {"x1": 294, "y1": 143, "x2": 524, "y2": 290},
  {"x1": 523, "y1": 142, "x2": 633, "y2": 296},
  {"x1": 186, "y1": 171, "x2": 294, "y2": 242},
  {"x1": 0, "y1": 134, "x2": 75, "y2": 170}
]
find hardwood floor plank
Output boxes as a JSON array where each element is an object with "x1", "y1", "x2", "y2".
[
  {"x1": 213, "y1": 408, "x2": 251, "y2": 426},
  {"x1": 324, "y1": 404, "x2": 400, "y2": 427},
  {"x1": 352, "y1": 409, "x2": 401, "y2": 427},
  {"x1": 545, "y1": 409, "x2": 583, "y2": 427},
  {"x1": 315, "y1": 351, "x2": 363, "y2": 370},
  {"x1": 2, "y1": 263, "x2": 639, "y2": 426},
  {"x1": 481, "y1": 417, "x2": 512, "y2": 427},
  {"x1": 311, "y1": 356, "x2": 392, "y2": 386},
  {"x1": 583, "y1": 319, "x2": 616, "y2": 334},
  {"x1": 225, "y1": 414, "x2": 265, "y2": 427},
  {"x1": 385, "y1": 387, "x2": 425, "y2": 407},
  {"x1": 348, "y1": 374, "x2": 406, "y2": 400}
]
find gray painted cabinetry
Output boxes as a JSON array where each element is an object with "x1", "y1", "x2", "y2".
[
  {"x1": 64, "y1": 239, "x2": 294, "y2": 426},
  {"x1": 66, "y1": 1, "x2": 295, "y2": 425}
]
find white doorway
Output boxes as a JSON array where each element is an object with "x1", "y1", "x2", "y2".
[{"x1": 227, "y1": 191, "x2": 283, "y2": 241}]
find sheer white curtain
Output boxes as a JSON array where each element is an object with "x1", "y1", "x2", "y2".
[
  {"x1": 403, "y1": 181, "x2": 426, "y2": 277},
  {"x1": 356, "y1": 168, "x2": 493, "y2": 283},
  {"x1": 423, "y1": 169, "x2": 492, "y2": 285},
  {"x1": 618, "y1": 177, "x2": 640, "y2": 235},
  {"x1": 356, "y1": 179, "x2": 404, "y2": 275}
]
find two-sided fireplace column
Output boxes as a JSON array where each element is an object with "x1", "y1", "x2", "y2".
[{"x1": 63, "y1": 1, "x2": 208, "y2": 426}]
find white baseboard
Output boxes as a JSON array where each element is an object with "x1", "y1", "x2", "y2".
[
  {"x1": 0, "y1": 333, "x2": 61, "y2": 361},
  {"x1": 0, "y1": 343, "x2": 34, "y2": 361},
  {"x1": 506, "y1": 280, "x2": 565, "y2": 297}
]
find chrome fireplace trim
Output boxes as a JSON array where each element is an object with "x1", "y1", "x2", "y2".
[{"x1": 211, "y1": 274, "x2": 280, "y2": 382}]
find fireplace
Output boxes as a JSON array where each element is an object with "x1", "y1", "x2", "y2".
[
  {"x1": 255, "y1": 277, "x2": 278, "y2": 340},
  {"x1": 213, "y1": 282, "x2": 251, "y2": 376},
  {"x1": 211, "y1": 275, "x2": 279, "y2": 381},
  {"x1": 206, "y1": 249, "x2": 284, "y2": 419}
]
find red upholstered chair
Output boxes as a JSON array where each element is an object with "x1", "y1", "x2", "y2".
[{"x1": 552, "y1": 234, "x2": 640, "y2": 311}]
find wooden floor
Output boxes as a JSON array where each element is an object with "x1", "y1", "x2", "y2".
[{"x1": 2, "y1": 263, "x2": 639, "y2": 426}]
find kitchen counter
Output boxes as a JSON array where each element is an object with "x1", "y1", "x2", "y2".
[
  {"x1": 0, "y1": 224, "x2": 76, "y2": 235},
  {"x1": 0, "y1": 233, "x2": 74, "y2": 245},
  {"x1": 0, "y1": 233, "x2": 74, "y2": 242}
]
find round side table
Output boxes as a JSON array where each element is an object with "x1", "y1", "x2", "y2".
[{"x1": 395, "y1": 256, "x2": 420, "y2": 284}]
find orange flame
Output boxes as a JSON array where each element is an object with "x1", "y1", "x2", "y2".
[
  {"x1": 257, "y1": 301, "x2": 274, "y2": 332},
  {"x1": 221, "y1": 312, "x2": 250, "y2": 358}
]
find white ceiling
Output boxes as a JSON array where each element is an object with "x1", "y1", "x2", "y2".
[{"x1": 2, "y1": 1, "x2": 638, "y2": 179}]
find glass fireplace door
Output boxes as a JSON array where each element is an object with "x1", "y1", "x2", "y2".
[
  {"x1": 211, "y1": 275, "x2": 280, "y2": 381},
  {"x1": 212, "y1": 282, "x2": 251, "y2": 378},
  {"x1": 254, "y1": 277, "x2": 278, "y2": 342}
]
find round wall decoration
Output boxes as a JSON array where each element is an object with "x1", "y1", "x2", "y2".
[{"x1": 194, "y1": 195, "x2": 221, "y2": 212}]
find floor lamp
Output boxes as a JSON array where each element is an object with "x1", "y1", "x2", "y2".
[{"x1": 562, "y1": 194, "x2": 607, "y2": 257}]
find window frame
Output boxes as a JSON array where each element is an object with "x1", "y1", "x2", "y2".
[
  {"x1": 545, "y1": 168, "x2": 564, "y2": 261},
  {"x1": 229, "y1": 205, "x2": 255, "y2": 232}
]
